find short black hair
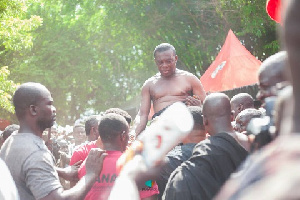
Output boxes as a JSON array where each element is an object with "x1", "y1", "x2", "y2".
[
  {"x1": 236, "y1": 108, "x2": 263, "y2": 120},
  {"x1": 2, "y1": 124, "x2": 19, "y2": 140},
  {"x1": 85, "y1": 115, "x2": 100, "y2": 136},
  {"x1": 153, "y1": 43, "x2": 176, "y2": 58},
  {"x1": 104, "y1": 108, "x2": 132, "y2": 125},
  {"x1": 188, "y1": 106, "x2": 204, "y2": 130},
  {"x1": 99, "y1": 113, "x2": 128, "y2": 143},
  {"x1": 13, "y1": 82, "x2": 48, "y2": 119}
]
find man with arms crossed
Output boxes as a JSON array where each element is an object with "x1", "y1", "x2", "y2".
[{"x1": 135, "y1": 43, "x2": 206, "y2": 136}]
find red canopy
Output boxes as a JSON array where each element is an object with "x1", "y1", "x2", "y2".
[{"x1": 200, "y1": 30, "x2": 261, "y2": 92}]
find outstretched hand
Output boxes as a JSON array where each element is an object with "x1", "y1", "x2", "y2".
[
  {"x1": 65, "y1": 160, "x2": 83, "y2": 182},
  {"x1": 85, "y1": 148, "x2": 107, "y2": 177}
]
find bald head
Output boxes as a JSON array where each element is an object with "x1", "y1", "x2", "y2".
[
  {"x1": 257, "y1": 51, "x2": 288, "y2": 101},
  {"x1": 13, "y1": 82, "x2": 50, "y2": 119},
  {"x1": 230, "y1": 93, "x2": 254, "y2": 119},
  {"x1": 203, "y1": 93, "x2": 231, "y2": 119},
  {"x1": 202, "y1": 93, "x2": 233, "y2": 135}
]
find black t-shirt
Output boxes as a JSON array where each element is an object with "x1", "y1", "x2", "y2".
[
  {"x1": 157, "y1": 143, "x2": 196, "y2": 199},
  {"x1": 163, "y1": 132, "x2": 248, "y2": 200}
]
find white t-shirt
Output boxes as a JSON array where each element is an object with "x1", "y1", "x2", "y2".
[{"x1": 0, "y1": 158, "x2": 19, "y2": 200}]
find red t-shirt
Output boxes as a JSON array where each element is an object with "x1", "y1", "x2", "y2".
[
  {"x1": 78, "y1": 151, "x2": 159, "y2": 200},
  {"x1": 70, "y1": 141, "x2": 97, "y2": 166}
]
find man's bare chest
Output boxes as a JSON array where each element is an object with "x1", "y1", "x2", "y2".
[{"x1": 149, "y1": 78, "x2": 192, "y2": 99}]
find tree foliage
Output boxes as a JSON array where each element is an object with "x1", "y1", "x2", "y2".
[
  {"x1": 0, "y1": 0, "x2": 42, "y2": 51},
  {"x1": 0, "y1": 66, "x2": 18, "y2": 114},
  {"x1": 0, "y1": 0, "x2": 279, "y2": 125},
  {"x1": 0, "y1": 0, "x2": 42, "y2": 118}
]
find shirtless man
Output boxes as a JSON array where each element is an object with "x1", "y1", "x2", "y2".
[{"x1": 135, "y1": 43, "x2": 206, "y2": 136}]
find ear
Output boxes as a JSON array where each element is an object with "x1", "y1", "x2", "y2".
[
  {"x1": 231, "y1": 110, "x2": 235, "y2": 121},
  {"x1": 238, "y1": 104, "x2": 244, "y2": 112},
  {"x1": 175, "y1": 55, "x2": 178, "y2": 62},
  {"x1": 203, "y1": 116, "x2": 209, "y2": 126},
  {"x1": 29, "y1": 105, "x2": 38, "y2": 116},
  {"x1": 120, "y1": 131, "x2": 126, "y2": 141}
]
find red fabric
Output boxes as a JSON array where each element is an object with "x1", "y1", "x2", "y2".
[
  {"x1": 69, "y1": 141, "x2": 97, "y2": 166},
  {"x1": 200, "y1": 30, "x2": 261, "y2": 92},
  {"x1": 266, "y1": 0, "x2": 281, "y2": 23},
  {"x1": 78, "y1": 151, "x2": 159, "y2": 200},
  {"x1": 0, "y1": 119, "x2": 10, "y2": 131}
]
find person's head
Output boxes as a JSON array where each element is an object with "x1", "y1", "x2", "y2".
[
  {"x1": 2, "y1": 124, "x2": 19, "y2": 141},
  {"x1": 13, "y1": 82, "x2": 56, "y2": 132},
  {"x1": 230, "y1": 93, "x2": 254, "y2": 120},
  {"x1": 256, "y1": 51, "x2": 288, "y2": 103},
  {"x1": 153, "y1": 43, "x2": 178, "y2": 78},
  {"x1": 99, "y1": 113, "x2": 129, "y2": 152},
  {"x1": 234, "y1": 108, "x2": 263, "y2": 133},
  {"x1": 104, "y1": 108, "x2": 132, "y2": 125},
  {"x1": 73, "y1": 124, "x2": 86, "y2": 145},
  {"x1": 57, "y1": 139, "x2": 69, "y2": 154},
  {"x1": 283, "y1": 0, "x2": 300, "y2": 133},
  {"x1": 202, "y1": 93, "x2": 232, "y2": 135},
  {"x1": 182, "y1": 106, "x2": 206, "y2": 144},
  {"x1": 274, "y1": 85, "x2": 293, "y2": 136},
  {"x1": 85, "y1": 115, "x2": 101, "y2": 141}
]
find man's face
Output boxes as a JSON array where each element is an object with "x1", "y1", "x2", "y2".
[
  {"x1": 36, "y1": 91, "x2": 56, "y2": 131},
  {"x1": 231, "y1": 103, "x2": 241, "y2": 120},
  {"x1": 91, "y1": 124, "x2": 100, "y2": 141},
  {"x1": 154, "y1": 49, "x2": 178, "y2": 78},
  {"x1": 235, "y1": 114, "x2": 252, "y2": 133},
  {"x1": 256, "y1": 71, "x2": 278, "y2": 103},
  {"x1": 73, "y1": 126, "x2": 86, "y2": 143}
]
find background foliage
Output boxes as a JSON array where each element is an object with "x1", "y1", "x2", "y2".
[{"x1": 0, "y1": 0, "x2": 279, "y2": 125}]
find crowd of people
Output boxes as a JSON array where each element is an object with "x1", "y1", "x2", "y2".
[{"x1": 1, "y1": 0, "x2": 300, "y2": 199}]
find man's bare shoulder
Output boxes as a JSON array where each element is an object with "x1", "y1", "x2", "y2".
[
  {"x1": 175, "y1": 69, "x2": 197, "y2": 78},
  {"x1": 143, "y1": 73, "x2": 161, "y2": 86}
]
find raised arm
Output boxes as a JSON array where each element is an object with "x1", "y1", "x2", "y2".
[{"x1": 135, "y1": 83, "x2": 151, "y2": 136}]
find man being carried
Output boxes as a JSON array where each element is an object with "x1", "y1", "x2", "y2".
[{"x1": 135, "y1": 43, "x2": 206, "y2": 136}]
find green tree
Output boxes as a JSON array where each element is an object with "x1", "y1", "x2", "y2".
[
  {"x1": 2, "y1": 0, "x2": 279, "y2": 125},
  {"x1": 0, "y1": 0, "x2": 42, "y2": 118},
  {"x1": 0, "y1": 66, "x2": 18, "y2": 114}
]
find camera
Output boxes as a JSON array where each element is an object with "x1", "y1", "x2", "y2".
[{"x1": 246, "y1": 97, "x2": 277, "y2": 152}]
